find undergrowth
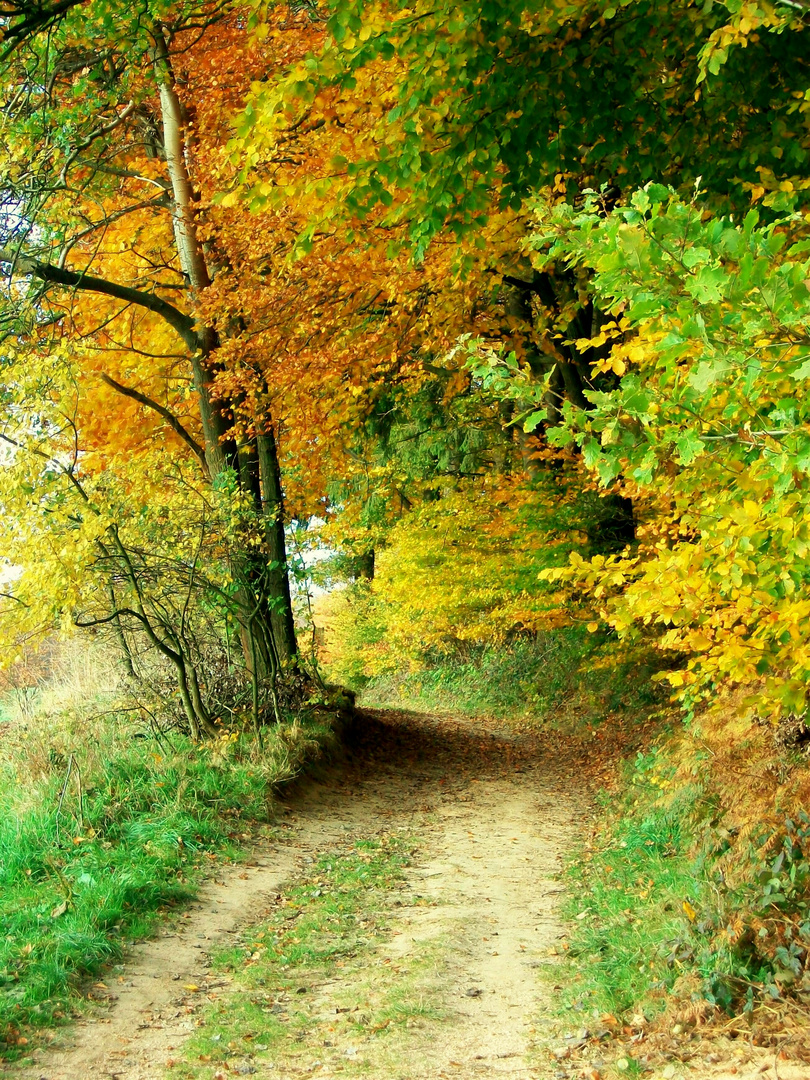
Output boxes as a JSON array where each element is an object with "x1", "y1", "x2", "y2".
[
  {"x1": 0, "y1": 704, "x2": 338, "y2": 1056},
  {"x1": 358, "y1": 630, "x2": 661, "y2": 724},
  {"x1": 560, "y1": 728, "x2": 810, "y2": 1035}
]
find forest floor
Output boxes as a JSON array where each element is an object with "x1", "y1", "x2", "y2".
[{"x1": 5, "y1": 709, "x2": 807, "y2": 1080}]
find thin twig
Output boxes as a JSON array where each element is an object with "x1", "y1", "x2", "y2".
[{"x1": 55, "y1": 754, "x2": 74, "y2": 844}]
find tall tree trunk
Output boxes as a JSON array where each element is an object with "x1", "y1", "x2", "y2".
[
  {"x1": 502, "y1": 263, "x2": 636, "y2": 550},
  {"x1": 502, "y1": 277, "x2": 561, "y2": 477},
  {"x1": 153, "y1": 24, "x2": 297, "y2": 668},
  {"x1": 258, "y1": 428, "x2": 298, "y2": 663}
]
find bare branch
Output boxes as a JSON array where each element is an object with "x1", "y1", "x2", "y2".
[
  {"x1": 74, "y1": 156, "x2": 172, "y2": 191},
  {"x1": 0, "y1": 591, "x2": 29, "y2": 607},
  {"x1": 0, "y1": 249, "x2": 198, "y2": 351},
  {"x1": 100, "y1": 372, "x2": 209, "y2": 474},
  {"x1": 0, "y1": 0, "x2": 86, "y2": 59},
  {"x1": 58, "y1": 194, "x2": 170, "y2": 266},
  {"x1": 58, "y1": 101, "x2": 137, "y2": 188}
]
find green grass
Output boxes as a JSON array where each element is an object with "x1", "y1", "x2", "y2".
[
  {"x1": 213, "y1": 836, "x2": 409, "y2": 972},
  {"x1": 360, "y1": 631, "x2": 661, "y2": 725},
  {"x1": 560, "y1": 761, "x2": 703, "y2": 1020},
  {"x1": 167, "y1": 830, "x2": 448, "y2": 1080},
  {"x1": 0, "y1": 708, "x2": 338, "y2": 1055}
]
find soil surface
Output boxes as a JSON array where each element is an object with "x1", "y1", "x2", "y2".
[{"x1": 7, "y1": 709, "x2": 809, "y2": 1080}]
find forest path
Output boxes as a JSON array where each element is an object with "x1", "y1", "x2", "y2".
[
  {"x1": 15, "y1": 709, "x2": 580, "y2": 1080},
  {"x1": 11, "y1": 709, "x2": 800, "y2": 1080}
]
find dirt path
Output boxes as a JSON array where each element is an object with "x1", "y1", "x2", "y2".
[
  {"x1": 8, "y1": 708, "x2": 809, "y2": 1080},
  {"x1": 13, "y1": 709, "x2": 582, "y2": 1080}
]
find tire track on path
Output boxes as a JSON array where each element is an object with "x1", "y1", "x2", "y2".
[{"x1": 12, "y1": 709, "x2": 582, "y2": 1080}]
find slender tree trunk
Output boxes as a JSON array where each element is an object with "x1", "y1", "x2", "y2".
[
  {"x1": 154, "y1": 29, "x2": 233, "y2": 477},
  {"x1": 258, "y1": 428, "x2": 298, "y2": 663},
  {"x1": 153, "y1": 23, "x2": 298, "y2": 670},
  {"x1": 503, "y1": 279, "x2": 561, "y2": 477},
  {"x1": 108, "y1": 583, "x2": 136, "y2": 678}
]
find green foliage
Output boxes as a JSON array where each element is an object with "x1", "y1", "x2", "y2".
[
  {"x1": 313, "y1": 368, "x2": 519, "y2": 580},
  {"x1": 242, "y1": 0, "x2": 810, "y2": 253},
  {"x1": 0, "y1": 708, "x2": 337, "y2": 1052},
  {"x1": 469, "y1": 189, "x2": 810, "y2": 715}
]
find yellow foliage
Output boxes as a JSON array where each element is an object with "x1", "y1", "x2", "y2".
[{"x1": 316, "y1": 471, "x2": 598, "y2": 680}]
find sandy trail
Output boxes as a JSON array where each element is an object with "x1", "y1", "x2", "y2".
[
  {"x1": 13, "y1": 708, "x2": 799, "y2": 1080},
  {"x1": 387, "y1": 774, "x2": 574, "y2": 1075},
  {"x1": 12, "y1": 709, "x2": 580, "y2": 1080}
]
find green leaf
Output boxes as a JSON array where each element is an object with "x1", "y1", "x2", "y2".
[
  {"x1": 689, "y1": 360, "x2": 725, "y2": 392},
  {"x1": 672, "y1": 431, "x2": 704, "y2": 465},
  {"x1": 523, "y1": 410, "x2": 547, "y2": 432}
]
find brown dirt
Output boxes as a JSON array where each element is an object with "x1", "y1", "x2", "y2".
[{"x1": 6, "y1": 709, "x2": 808, "y2": 1080}]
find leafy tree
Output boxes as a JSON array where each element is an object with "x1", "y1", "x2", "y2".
[
  {"x1": 242, "y1": 0, "x2": 810, "y2": 239},
  {"x1": 0, "y1": 0, "x2": 299, "y2": 721},
  {"x1": 233, "y1": 0, "x2": 810, "y2": 480},
  {"x1": 475, "y1": 188, "x2": 810, "y2": 718},
  {"x1": 232, "y1": 0, "x2": 810, "y2": 716}
]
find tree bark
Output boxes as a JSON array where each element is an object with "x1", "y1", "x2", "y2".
[
  {"x1": 258, "y1": 428, "x2": 298, "y2": 663},
  {"x1": 152, "y1": 24, "x2": 298, "y2": 667},
  {"x1": 502, "y1": 264, "x2": 636, "y2": 549}
]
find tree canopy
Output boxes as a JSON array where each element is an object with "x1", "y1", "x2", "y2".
[{"x1": 1, "y1": 0, "x2": 810, "y2": 730}]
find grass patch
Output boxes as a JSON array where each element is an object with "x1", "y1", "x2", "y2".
[
  {"x1": 0, "y1": 707, "x2": 339, "y2": 1056},
  {"x1": 559, "y1": 734, "x2": 810, "y2": 1034},
  {"x1": 167, "y1": 830, "x2": 448, "y2": 1080},
  {"x1": 560, "y1": 747, "x2": 705, "y2": 1020},
  {"x1": 360, "y1": 631, "x2": 661, "y2": 725}
]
